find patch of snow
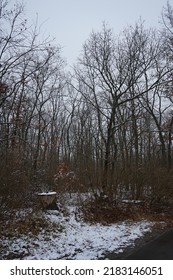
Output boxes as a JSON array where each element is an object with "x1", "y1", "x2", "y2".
[
  {"x1": 122, "y1": 200, "x2": 143, "y2": 204},
  {"x1": 37, "y1": 192, "x2": 57, "y2": 196},
  {"x1": 1, "y1": 205, "x2": 153, "y2": 260}
]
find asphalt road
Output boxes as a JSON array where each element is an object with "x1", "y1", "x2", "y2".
[{"x1": 125, "y1": 228, "x2": 173, "y2": 260}]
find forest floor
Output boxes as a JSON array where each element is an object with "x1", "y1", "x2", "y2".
[{"x1": 0, "y1": 193, "x2": 173, "y2": 260}]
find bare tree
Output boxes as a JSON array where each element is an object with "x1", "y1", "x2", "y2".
[
  {"x1": 0, "y1": 0, "x2": 66, "y2": 206},
  {"x1": 73, "y1": 22, "x2": 168, "y2": 196}
]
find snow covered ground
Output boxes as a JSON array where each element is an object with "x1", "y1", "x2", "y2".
[{"x1": 1, "y1": 202, "x2": 154, "y2": 260}]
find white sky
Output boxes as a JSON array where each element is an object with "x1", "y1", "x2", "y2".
[{"x1": 23, "y1": 0, "x2": 169, "y2": 66}]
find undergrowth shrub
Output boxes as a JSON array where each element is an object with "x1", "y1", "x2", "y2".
[
  {"x1": 101, "y1": 163, "x2": 173, "y2": 207},
  {"x1": 80, "y1": 181, "x2": 173, "y2": 225},
  {"x1": 80, "y1": 195, "x2": 151, "y2": 224},
  {"x1": 0, "y1": 210, "x2": 64, "y2": 238},
  {"x1": 54, "y1": 162, "x2": 84, "y2": 194},
  {"x1": 0, "y1": 150, "x2": 30, "y2": 209}
]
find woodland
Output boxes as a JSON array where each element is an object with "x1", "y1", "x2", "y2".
[{"x1": 1, "y1": 1, "x2": 173, "y2": 221}]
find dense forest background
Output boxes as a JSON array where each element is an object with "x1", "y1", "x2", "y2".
[{"x1": 1, "y1": 0, "x2": 173, "y2": 210}]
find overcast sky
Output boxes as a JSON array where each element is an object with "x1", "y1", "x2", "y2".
[{"x1": 23, "y1": 0, "x2": 169, "y2": 66}]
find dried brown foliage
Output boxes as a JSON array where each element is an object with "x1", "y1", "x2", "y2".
[
  {"x1": 54, "y1": 162, "x2": 84, "y2": 193},
  {"x1": 0, "y1": 211, "x2": 63, "y2": 238},
  {"x1": 0, "y1": 150, "x2": 30, "y2": 208},
  {"x1": 80, "y1": 194, "x2": 173, "y2": 225}
]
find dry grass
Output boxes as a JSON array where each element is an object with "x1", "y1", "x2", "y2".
[
  {"x1": 80, "y1": 195, "x2": 173, "y2": 225},
  {"x1": 0, "y1": 210, "x2": 63, "y2": 238}
]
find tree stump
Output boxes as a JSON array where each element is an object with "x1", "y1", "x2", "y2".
[{"x1": 37, "y1": 192, "x2": 58, "y2": 210}]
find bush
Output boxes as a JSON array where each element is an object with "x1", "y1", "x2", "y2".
[
  {"x1": 0, "y1": 150, "x2": 30, "y2": 209},
  {"x1": 80, "y1": 194, "x2": 150, "y2": 224},
  {"x1": 54, "y1": 162, "x2": 84, "y2": 193}
]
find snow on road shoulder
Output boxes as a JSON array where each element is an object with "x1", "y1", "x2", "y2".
[{"x1": 1, "y1": 205, "x2": 153, "y2": 260}]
